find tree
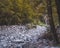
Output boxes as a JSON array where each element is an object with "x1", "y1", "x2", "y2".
[
  {"x1": 55, "y1": 0, "x2": 60, "y2": 25},
  {"x1": 47, "y1": 0, "x2": 59, "y2": 44}
]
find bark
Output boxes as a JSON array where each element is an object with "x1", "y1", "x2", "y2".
[
  {"x1": 47, "y1": 0, "x2": 59, "y2": 44},
  {"x1": 55, "y1": 0, "x2": 60, "y2": 25}
]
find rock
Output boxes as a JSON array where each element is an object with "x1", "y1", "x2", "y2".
[
  {"x1": 12, "y1": 39, "x2": 24, "y2": 44},
  {"x1": 0, "y1": 25, "x2": 59, "y2": 48}
]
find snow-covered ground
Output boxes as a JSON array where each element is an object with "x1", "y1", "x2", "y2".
[{"x1": 0, "y1": 25, "x2": 59, "y2": 48}]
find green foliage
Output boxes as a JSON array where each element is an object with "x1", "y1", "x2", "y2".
[{"x1": 0, "y1": 0, "x2": 59, "y2": 25}]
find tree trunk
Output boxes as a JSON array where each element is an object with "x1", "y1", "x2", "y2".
[
  {"x1": 55, "y1": 0, "x2": 60, "y2": 25},
  {"x1": 47, "y1": 0, "x2": 59, "y2": 44}
]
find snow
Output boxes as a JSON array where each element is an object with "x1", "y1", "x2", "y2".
[{"x1": 0, "y1": 25, "x2": 59, "y2": 48}]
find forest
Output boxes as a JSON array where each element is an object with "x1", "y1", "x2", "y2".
[
  {"x1": 0, "y1": 0, "x2": 60, "y2": 48},
  {"x1": 0, "y1": 0, "x2": 59, "y2": 25}
]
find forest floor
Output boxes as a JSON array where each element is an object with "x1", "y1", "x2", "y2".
[{"x1": 0, "y1": 25, "x2": 60, "y2": 48}]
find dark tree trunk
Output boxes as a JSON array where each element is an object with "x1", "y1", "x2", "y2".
[
  {"x1": 47, "y1": 0, "x2": 59, "y2": 44},
  {"x1": 55, "y1": 0, "x2": 60, "y2": 25}
]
